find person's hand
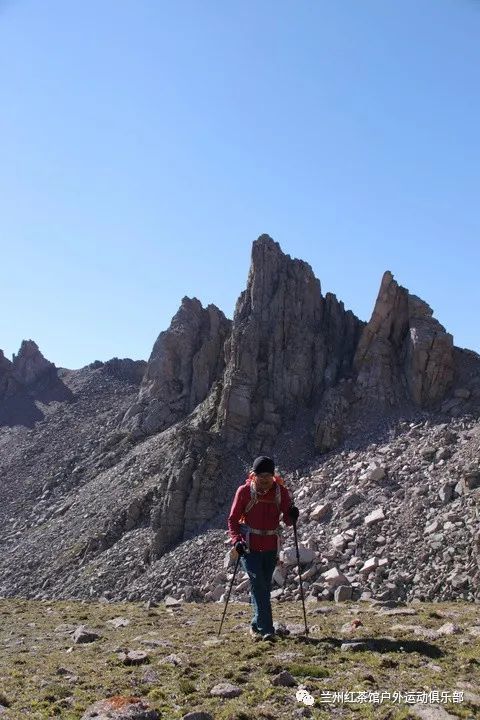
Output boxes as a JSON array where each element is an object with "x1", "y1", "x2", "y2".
[
  {"x1": 235, "y1": 541, "x2": 247, "y2": 556},
  {"x1": 288, "y1": 505, "x2": 300, "y2": 522}
]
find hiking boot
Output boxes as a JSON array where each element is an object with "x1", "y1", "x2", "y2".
[
  {"x1": 273, "y1": 622, "x2": 290, "y2": 637},
  {"x1": 249, "y1": 627, "x2": 261, "y2": 640},
  {"x1": 262, "y1": 632, "x2": 276, "y2": 642}
]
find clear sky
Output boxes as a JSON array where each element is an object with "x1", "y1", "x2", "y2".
[{"x1": 1, "y1": 0, "x2": 479, "y2": 369}]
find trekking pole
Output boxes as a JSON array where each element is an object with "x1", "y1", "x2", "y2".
[
  {"x1": 292, "y1": 517, "x2": 309, "y2": 636},
  {"x1": 217, "y1": 552, "x2": 241, "y2": 636}
]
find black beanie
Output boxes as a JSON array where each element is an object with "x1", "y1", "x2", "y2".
[{"x1": 252, "y1": 456, "x2": 275, "y2": 475}]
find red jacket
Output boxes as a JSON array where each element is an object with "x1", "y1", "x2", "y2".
[{"x1": 228, "y1": 478, "x2": 294, "y2": 552}]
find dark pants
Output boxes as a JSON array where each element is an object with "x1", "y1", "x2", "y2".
[{"x1": 240, "y1": 549, "x2": 277, "y2": 635}]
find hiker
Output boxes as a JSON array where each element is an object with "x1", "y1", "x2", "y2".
[{"x1": 228, "y1": 455, "x2": 299, "y2": 641}]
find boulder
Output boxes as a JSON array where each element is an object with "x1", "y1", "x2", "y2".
[
  {"x1": 334, "y1": 585, "x2": 353, "y2": 602},
  {"x1": 364, "y1": 508, "x2": 385, "y2": 525},
  {"x1": 72, "y1": 626, "x2": 101, "y2": 644},
  {"x1": 310, "y1": 503, "x2": 332, "y2": 520},
  {"x1": 322, "y1": 567, "x2": 350, "y2": 589},
  {"x1": 281, "y1": 546, "x2": 315, "y2": 565},
  {"x1": 81, "y1": 697, "x2": 160, "y2": 720},
  {"x1": 210, "y1": 683, "x2": 242, "y2": 698}
]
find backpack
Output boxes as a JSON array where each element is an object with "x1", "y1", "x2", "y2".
[
  {"x1": 241, "y1": 472, "x2": 285, "y2": 517},
  {"x1": 238, "y1": 473, "x2": 287, "y2": 555}
]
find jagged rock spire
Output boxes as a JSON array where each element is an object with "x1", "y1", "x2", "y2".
[
  {"x1": 354, "y1": 271, "x2": 454, "y2": 407},
  {"x1": 12, "y1": 340, "x2": 55, "y2": 386},
  {"x1": 122, "y1": 297, "x2": 231, "y2": 438},
  {"x1": 215, "y1": 235, "x2": 362, "y2": 452}
]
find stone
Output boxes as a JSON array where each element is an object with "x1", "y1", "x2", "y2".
[
  {"x1": 421, "y1": 446, "x2": 437, "y2": 460},
  {"x1": 460, "y1": 690, "x2": 480, "y2": 707},
  {"x1": 340, "y1": 641, "x2": 369, "y2": 651},
  {"x1": 160, "y1": 653, "x2": 188, "y2": 666},
  {"x1": 331, "y1": 534, "x2": 348, "y2": 551},
  {"x1": 334, "y1": 585, "x2": 352, "y2": 602},
  {"x1": 164, "y1": 596, "x2": 183, "y2": 607},
  {"x1": 463, "y1": 470, "x2": 480, "y2": 491},
  {"x1": 281, "y1": 546, "x2": 315, "y2": 565},
  {"x1": 361, "y1": 464, "x2": 386, "y2": 483},
  {"x1": 235, "y1": 578, "x2": 250, "y2": 593},
  {"x1": 80, "y1": 696, "x2": 160, "y2": 719},
  {"x1": 72, "y1": 626, "x2": 101, "y2": 644},
  {"x1": 379, "y1": 608, "x2": 418, "y2": 616},
  {"x1": 364, "y1": 508, "x2": 385, "y2": 525},
  {"x1": 141, "y1": 670, "x2": 160, "y2": 685},
  {"x1": 360, "y1": 557, "x2": 379, "y2": 574},
  {"x1": 438, "y1": 483, "x2": 454, "y2": 504},
  {"x1": 208, "y1": 584, "x2": 224, "y2": 602},
  {"x1": 408, "y1": 704, "x2": 458, "y2": 719},
  {"x1": 342, "y1": 493, "x2": 365, "y2": 511},
  {"x1": 106, "y1": 617, "x2": 130, "y2": 628},
  {"x1": 322, "y1": 568, "x2": 350, "y2": 589},
  {"x1": 273, "y1": 566, "x2": 287, "y2": 586},
  {"x1": 310, "y1": 503, "x2": 332, "y2": 520},
  {"x1": 300, "y1": 566, "x2": 318, "y2": 581},
  {"x1": 182, "y1": 714, "x2": 214, "y2": 720},
  {"x1": 117, "y1": 651, "x2": 149, "y2": 665},
  {"x1": 435, "y1": 622, "x2": 461, "y2": 636},
  {"x1": 210, "y1": 683, "x2": 243, "y2": 698},
  {"x1": 272, "y1": 670, "x2": 297, "y2": 686},
  {"x1": 341, "y1": 618, "x2": 363, "y2": 633},
  {"x1": 273, "y1": 622, "x2": 291, "y2": 636}
]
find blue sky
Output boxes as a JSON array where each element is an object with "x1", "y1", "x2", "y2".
[{"x1": 1, "y1": 0, "x2": 479, "y2": 369}]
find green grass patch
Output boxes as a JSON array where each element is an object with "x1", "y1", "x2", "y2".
[{"x1": 285, "y1": 662, "x2": 330, "y2": 678}]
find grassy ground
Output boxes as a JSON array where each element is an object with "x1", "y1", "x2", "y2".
[{"x1": 0, "y1": 598, "x2": 479, "y2": 719}]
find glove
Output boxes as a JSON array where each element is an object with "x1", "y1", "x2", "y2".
[
  {"x1": 235, "y1": 541, "x2": 247, "y2": 556},
  {"x1": 288, "y1": 505, "x2": 300, "y2": 522}
]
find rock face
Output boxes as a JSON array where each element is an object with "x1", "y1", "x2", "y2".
[
  {"x1": 354, "y1": 272, "x2": 454, "y2": 407},
  {"x1": 215, "y1": 235, "x2": 363, "y2": 453},
  {"x1": 405, "y1": 294, "x2": 455, "y2": 406},
  {"x1": 122, "y1": 298, "x2": 231, "y2": 439},
  {"x1": 12, "y1": 340, "x2": 55, "y2": 385},
  {"x1": 1, "y1": 340, "x2": 56, "y2": 405},
  {"x1": 0, "y1": 351, "x2": 21, "y2": 401},
  {"x1": 0, "y1": 341, "x2": 71, "y2": 427}
]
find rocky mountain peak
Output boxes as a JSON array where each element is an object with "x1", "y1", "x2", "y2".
[
  {"x1": 0, "y1": 341, "x2": 62, "y2": 427},
  {"x1": 12, "y1": 339, "x2": 55, "y2": 386},
  {"x1": 121, "y1": 297, "x2": 231, "y2": 439},
  {"x1": 215, "y1": 236, "x2": 362, "y2": 453},
  {"x1": 354, "y1": 271, "x2": 454, "y2": 407},
  {"x1": 248, "y1": 234, "x2": 321, "y2": 308}
]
